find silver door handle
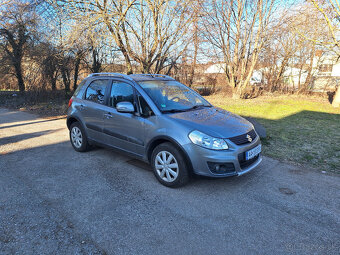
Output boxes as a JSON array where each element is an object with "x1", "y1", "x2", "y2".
[{"x1": 104, "y1": 113, "x2": 113, "y2": 119}]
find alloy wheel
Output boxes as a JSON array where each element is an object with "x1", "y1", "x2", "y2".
[
  {"x1": 71, "y1": 126, "x2": 83, "y2": 148},
  {"x1": 154, "y1": 151, "x2": 179, "y2": 182}
]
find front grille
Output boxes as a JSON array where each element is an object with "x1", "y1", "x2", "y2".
[
  {"x1": 229, "y1": 129, "x2": 257, "y2": 145},
  {"x1": 238, "y1": 154, "x2": 260, "y2": 169}
]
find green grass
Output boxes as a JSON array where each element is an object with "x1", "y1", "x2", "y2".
[{"x1": 206, "y1": 95, "x2": 340, "y2": 173}]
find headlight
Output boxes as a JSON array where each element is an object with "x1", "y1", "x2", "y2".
[{"x1": 188, "y1": 130, "x2": 228, "y2": 150}]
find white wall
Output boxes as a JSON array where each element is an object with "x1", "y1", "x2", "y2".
[
  {"x1": 331, "y1": 62, "x2": 340, "y2": 77},
  {"x1": 205, "y1": 64, "x2": 226, "y2": 74}
]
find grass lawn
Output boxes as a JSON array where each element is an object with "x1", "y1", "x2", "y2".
[{"x1": 206, "y1": 94, "x2": 340, "y2": 174}]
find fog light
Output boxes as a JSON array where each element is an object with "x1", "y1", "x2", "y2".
[{"x1": 207, "y1": 162, "x2": 235, "y2": 174}]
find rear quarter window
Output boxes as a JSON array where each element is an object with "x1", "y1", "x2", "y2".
[{"x1": 73, "y1": 80, "x2": 86, "y2": 97}]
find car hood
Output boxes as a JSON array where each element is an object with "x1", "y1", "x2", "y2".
[{"x1": 167, "y1": 107, "x2": 253, "y2": 138}]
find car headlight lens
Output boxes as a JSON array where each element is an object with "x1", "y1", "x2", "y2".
[{"x1": 188, "y1": 130, "x2": 228, "y2": 150}]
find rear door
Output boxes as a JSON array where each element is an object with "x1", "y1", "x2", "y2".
[
  {"x1": 103, "y1": 80, "x2": 145, "y2": 156},
  {"x1": 80, "y1": 79, "x2": 110, "y2": 143}
]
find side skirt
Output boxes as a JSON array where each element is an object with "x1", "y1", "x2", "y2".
[{"x1": 88, "y1": 138, "x2": 147, "y2": 163}]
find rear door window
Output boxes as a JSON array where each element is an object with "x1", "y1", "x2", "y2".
[{"x1": 85, "y1": 79, "x2": 108, "y2": 104}]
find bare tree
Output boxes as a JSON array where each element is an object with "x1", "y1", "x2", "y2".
[
  {"x1": 258, "y1": 11, "x2": 299, "y2": 92},
  {"x1": 203, "y1": 0, "x2": 276, "y2": 98},
  {"x1": 82, "y1": 31, "x2": 114, "y2": 74},
  {"x1": 186, "y1": 0, "x2": 205, "y2": 87},
  {"x1": 87, "y1": 44, "x2": 103, "y2": 73},
  {"x1": 37, "y1": 42, "x2": 60, "y2": 90},
  {"x1": 257, "y1": 1, "x2": 336, "y2": 95},
  {"x1": 307, "y1": 0, "x2": 340, "y2": 107},
  {"x1": 51, "y1": 0, "x2": 194, "y2": 74},
  {"x1": 0, "y1": 0, "x2": 14, "y2": 10},
  {"x1": 52, "y1": 13, "x2": 87, "y2": 92},
  {"x1": 0, "y1": 1, "x2": 37, "y2": 92},
  {"x1": 0, "y1": 0, "x2": 12, "y2": 9}
]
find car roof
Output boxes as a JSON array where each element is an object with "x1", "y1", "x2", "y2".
[
  {"x1": 85, "y1": 73, "x2": 175, "y2": 82},
  {"x1": 129, "y1": 74, "x2": 175, "y2": 82}
]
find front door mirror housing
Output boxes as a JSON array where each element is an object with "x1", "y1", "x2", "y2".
[{"x1": 116, "y1": 101, "x2": 135, "y2": 113}]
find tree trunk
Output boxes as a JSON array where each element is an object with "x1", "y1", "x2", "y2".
[
  {"x1": 332, "y1": 86, "x2": 340, "y2": 107},
  {"x1": 14, "y1": 62, "x2": 25, "y2": 92},
  {"x1": 124, "y1": 54, "x2": 133, "y2": 74},
  {"x1": 234, "y1": 81, "x2": 247, "y2": 99},
  {"x1": 302, "y1": 43, "x2": 316, "y2": 92},
  {"x1": 230, "y1": 79, "x2": 241, "y2": 99},
  {"x1": 61, "y1": 66, "x2": 70, "y2": 92},
  {"x1": 188, "y1": 23, "x2": 199, "y2": 88},
  {"x1": 73, "y1": 56, "x2": 81, "y2": 91},
  {"x1": 91, "y1": 49, "x2": 102, "y2": 73},
  {"x1": 51, "y1": 77, "x2": 56, "y2": 91},
  {"x1": 141, "y1": 62, "x2": 150, "y2": 74}
]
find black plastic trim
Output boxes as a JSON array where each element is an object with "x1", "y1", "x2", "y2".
[{"x1": 103, "y1": 128, "x2": 144, "y2": 146}]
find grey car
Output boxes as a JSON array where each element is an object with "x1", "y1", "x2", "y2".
[{"x1": 67, "y1": 73, "x2": 262, "y2": 187}]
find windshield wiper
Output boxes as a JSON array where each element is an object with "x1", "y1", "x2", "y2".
[
  {"x1": 187, "y1": 104, "x2": 212, "y2": 111},
  {"x1": 162, "y1": 105, "x2": 211, "y2": 114},
  {"x1": 161, "y1": 109, "x2": 187, "y2": 113}
]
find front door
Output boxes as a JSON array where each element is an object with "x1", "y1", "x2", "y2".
[{"x1": 103, "y1": 80, "x2": 145, "y2": 156}]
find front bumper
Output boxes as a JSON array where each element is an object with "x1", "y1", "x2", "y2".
[{"x1": 182, "y1": 135, "x2": 262, "y2": 177}]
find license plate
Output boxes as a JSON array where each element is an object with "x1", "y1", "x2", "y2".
[{"x1": 245, "y1": 144, "x2": 261, "y2": 160}]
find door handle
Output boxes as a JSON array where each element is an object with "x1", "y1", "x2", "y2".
[{"x1": 104, "y1": 112, "x2": 113, "y2": 119}]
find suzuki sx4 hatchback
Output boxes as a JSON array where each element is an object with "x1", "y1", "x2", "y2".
[{"x1": 67, "y1": 73, "x2": 262, "y2": 187}]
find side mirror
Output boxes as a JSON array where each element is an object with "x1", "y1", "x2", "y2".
[{"x1": 116, "y1": 101, "x2": 135, "y2": 113}]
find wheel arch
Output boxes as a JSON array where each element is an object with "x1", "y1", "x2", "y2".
[
  {"x1": 146, "y1": 136, "x2": 193, "y2": 174},
  {"x1": 67, "y1": 116, "x2": 79, "y2": 130},
  {"x1": 66, "y1": 116, "x2": 90, "y2": 141}
]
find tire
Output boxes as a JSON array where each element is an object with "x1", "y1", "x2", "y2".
[
  {"x1": 151, "y1": 142, "x2": 189, "y2": 187},
  {"x1": 69, "y1": 122, "x2": 90, "y2": 152}
]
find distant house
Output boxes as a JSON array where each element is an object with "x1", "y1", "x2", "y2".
[
  {"x1": 331, "y1": 63, "x2": 340, "y2": 76},
  {"x1": 204, "y1": 63, "x2": 263, "y2": 85},
  {"x1": 202, "y1": 57, "x2": 340, "y2": 91},
  {"x1": 257, "y1": 53, "x2": 340, "y2": 91},
  {"x1": 282, "y1": 67, "x2": 309, "y2": 89},
  {"x1": 311, "y1": 54, "x2": 340, "y2": 92},
  {"x1": 204, "y1": 63, "x2": 226, "y2": 74}
]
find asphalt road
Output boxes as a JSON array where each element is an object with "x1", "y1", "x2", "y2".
[{"x1": 0, "y1": 108, "x2": 339, "y2": 255}]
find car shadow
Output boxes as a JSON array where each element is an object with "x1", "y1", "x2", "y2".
[
  {"x1": 0, "y1": 117, "x2": 66, "y2": 130},
  {"x1": 0, "y1": 129, "x2": 64, "y2": 146}
]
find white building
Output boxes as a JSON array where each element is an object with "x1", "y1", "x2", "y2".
[
  {"x1": 204, "y1": 55, "x2": 340, "y2": 91},
  {"x1": 311, "y1": 54, "x2": 340, "y2": 91},
  {"x1": 204, "y1": 63, "x2": 227, "y2": 74}
]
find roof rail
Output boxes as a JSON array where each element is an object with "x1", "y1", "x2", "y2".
[
  {"x1": 129, "y1": 74, "x2": 175, "y2": 80},
  {"x1": 87, "y1": 73, "x2": 134, "y2": 81}
]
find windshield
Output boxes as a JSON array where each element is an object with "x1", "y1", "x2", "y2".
[{"x1": 138, "y1": 80, "x2": 211, "y2": 113}]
